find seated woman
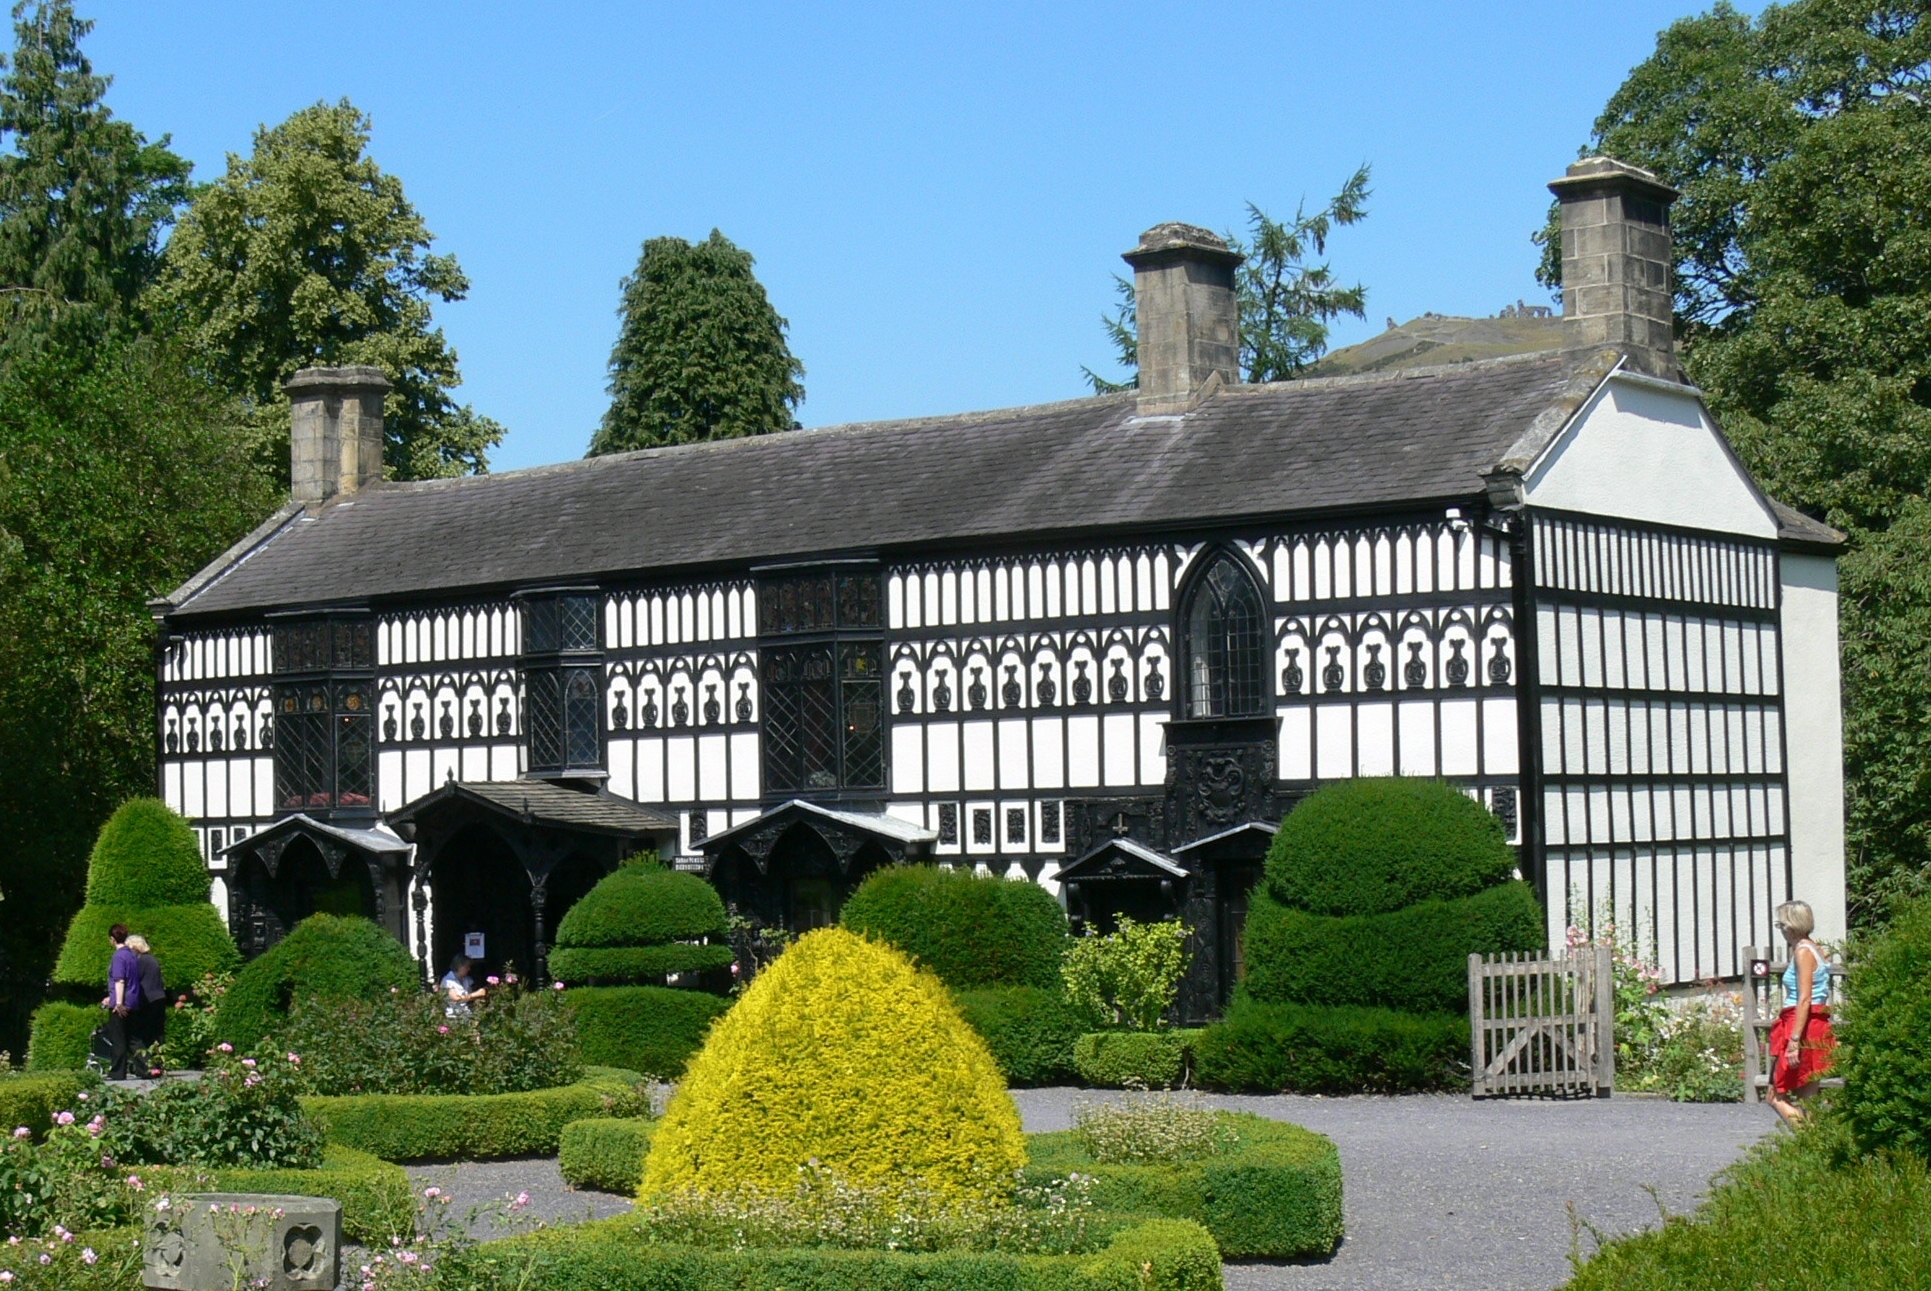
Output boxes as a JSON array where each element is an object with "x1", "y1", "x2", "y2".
[{"x1": 439, "y1": 954, "x2": 487, "y2": 1019}]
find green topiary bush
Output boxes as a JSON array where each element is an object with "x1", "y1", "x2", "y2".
[
  {"x1": 841, "y1": 865, "x2": 1069, "y2": 991},
  {"x1": 559, "y1": 1116, "x2": 657, "y2": 1194},
  {"x1": 552, "y1": 862, "x2": 728, "y2": 950},
  {"x1": 83, "y1": 797, "x2": 210, "y2": 908},
  {"x1": 1241, "y1": 881, "x2": 1546, "y2": 1014},
  {"x1": 1264, "y1": 777, "x2": 1516, "y2": 916},
  {"x1": 566, "y1": 984, "x2": 731, "y2": 1079},
  {"x1": 1838, "y1": 894, "x2": 1931, "y2": 1159},
  {"x1": 1193, "y1": 999, "x2": 1469, "y2": 1094},
  {"x1": 954, "y1": 986, "x2": 1092, "y2": 1086},
  {"x1": 52, "y1": 904, "x2": 239, "y2": 991},
  {"x1": 548, "y1": 942, "x2": 733, "y2": 984},
  {"x1": 1073, "y1": 1031, "x2": 1202, "y2": 1090},
  {"x1": 23, "y1": 1003, "x2": 96, "y2": 1072},
  {"x1": 215, "y1": 914, "x2": 419, "y2": 1050}
]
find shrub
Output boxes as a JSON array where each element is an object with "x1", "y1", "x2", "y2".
[
  {"x1": 51, "y1": 903, "x2": 239, "y2": 990},
  {"x1": 0, "y1": 1111, "x2": 142, "y2": 1238},
  {"x1": 1838, "y1": 894, "x2": 1931, "y2": 1158},
  {"x1": 566, "y1": 984, "x2": 729, "y2": 1079},
  {"x1": 1240, "y1": 881, "x2": 1546, "y2": 1014},
  {"x1": 954, "y1": 986, "x2": 1092, "y2": 1086},
  {"x1": 1194, "y1": 999, "x2": 1469, "y2": 1094},
  {"x1": 149, "y1": 970, "x2": 233, "y2": 1071},
  {"x1": 1072, "y1": 1092, "x2": 1236, "y2": 1164},
  {"x1": 0, "y1": 1072, "x2": 90, "y2": 1139},
  {"x1": 548, "y1": 941, "x2": 733, "y2": 983},
  {"x1": 642, "y1": 927, "x2": 1025, "y2": 1206},
  {"x1": 1265, "y1": 777, "x2": 1516, "y2": 916},
  {"x1": 1025, "y1": 1112, "x2": 1344, "y2": 1260},
  {"x1": 302, "y1": 1067, "x2": 647, "y2": 1161},
  {"x1": 101, "y1": 1050, "x2": 322, "y2": 1170},
  {"x1": 277, "y1": 983, "x2": 582, "y2": 1096},
  {"x1": 23, "y1": 1003, "x2": 94, "y2": 1072},
  {"x1": 1073, "y1": 1031, "x2": 1201, "y2": 1090},
  {"x1": 146, "y1": 1145, "x2": 412, "y2": 1245},
  {"x1": 82, "y1": 798, "x2": 209, "y2": 908},
  {"x1": 215, "y1": 914, "x2": 418, "y2": 1049},
  {"x1": 553, "y1": 861, "x2": 729, "y2": 948},
  {"x1": 1618, "y1": 993, "x2": 1744, "y2": 1103},
  {"x1": 841, "y1": 865, "x2": 1070, "y2": 991},
  {"x1": 1062, "y1": 916, "x2": 1190, "y2": 1031},
  {"x1": 1560, "y1": 1122, "x2": 1930, "y2": 1291},
  {"x1": 559, "y1": 1116, "x2": 657, "y2": 1194}
]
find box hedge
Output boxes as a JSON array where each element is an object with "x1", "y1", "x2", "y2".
[
  {"x1": 549, "y1": 942, "x2": 734, "y2": 985},
  {"x1": 0, "y1": 1071, "x2": 90, "y2": 1136},
  {"x1": 954, "y1": 986, "x2": 1091, "y2": 1086},
  {"x1": 145, "y1": 1145, "x2": 412, "y2": 1244},
  {"x1": 559, "y1": 1116, "x2": 656, "y2": 1194},
  {"x1": 644, "y1": 927, "x2": 1024, "y2": 1206},
  {"x1": 1265, "y1": 777, "x2": 1517, "y2": 916},
  {"x1": 1194, "y1": 999, "x2": 1469, "y2": 1093},
  {"x1": 1838, "y1": 894, "x2": 1931, "y2": 1159},
  {"x1": 552, "y1": 862, "x2": 729, "y2": 949},
  {"x1": 24, "y1": 1002, "x2": 96, "y2": 1071},
  {"x1": 301, "y1": 1067, "x2": 646, "y2": 1162},
  {"x1": 1023, "y1": 1113, "x2": 1343, "y2": 1260},
  {"x1": 841, "y1": 864, "x2": 1069, "y2": 990},
  {"x1": 1241, "y1": 881, "x2": 1546, "y2": 1014},
  {"x1": 83, "y1": 798, "x2": 211, "y2": 908},
  {"x1": 1072, "y1": 1031, "x2": 1202, "y2": 1090},
  {"x1": 465, "y1": 1213, "x2": 1221, "y2": 1291},
  {"x1": 215, "y1": 914, "x2": 419, "y2": 1049},
  {"x1": 566, "y1": 985, "x2": 730, "y2": 1079},
  {"x1": 52, "y1": 903, "x2": 239, "y2": 991}
]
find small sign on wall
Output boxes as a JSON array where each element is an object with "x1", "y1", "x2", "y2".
[{"x1": 464, "y1": 932, "x2": 486, "y2": 960}]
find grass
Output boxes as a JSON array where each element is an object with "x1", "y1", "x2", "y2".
[{"x1": 1562, "y1": 1119, "x2": 1931, "y2": 1290}]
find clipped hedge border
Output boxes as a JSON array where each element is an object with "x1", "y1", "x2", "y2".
[
  {"x1": 24, "y1": 1003, "x2": 96, "y2": 1072},
  {"x1": 567, "y1": 985, "x2": 731, "y2": 1079},
  {"x1": 1024, "y1": 1114, "x2": 1343, "y2": 1260},
  {"x1": 303, "y1": 1067, "x2": 647, "y2": 1162},
  {"x1": 1194, "y1": 999, "x2": 1469, "y2": 1094},
  {"x1": 558, "y1": 1116, "x2": 656, "y2": 1194},
  {"x1": 145, "y1": 1145, "x2": 412, "y2": 1245},
  {"x1": 1073, "y1": 1031, "x2": 1202, "y2": 1089},
  {"x1": 0, "y1": 1071, "x2": 90, "y2": 1137},
  {"x1": 476, "y1": 1213, "x2": 1221, "y2": 1291}
]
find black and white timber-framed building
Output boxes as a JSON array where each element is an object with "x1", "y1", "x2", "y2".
[{"x1": 149, "y1": 158, "x2": 1847, "y2": 1017}]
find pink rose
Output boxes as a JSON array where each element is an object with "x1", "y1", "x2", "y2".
[
  {"x1": 54, "y1": 1112, "x2": 74, "y2": 1126},
  {"x1": 240, "y1": 1058, "x2": 256, "y2": 1068},
  {"x1": 217, "y1": 1042, "x2": 233, "y2": 1053},
  {"x1": 437, "y1": 1025, "x2": 449, "y2": 1034},
  {"x1": 11, "y1": 1128, "x2": 28, "y2": 1140},
  {"x1": 82, "y1": 1249, "x2": 97, "y2": 1265},
  {"x1": 552, "y1": 981, "x2": 565, "y2": 990},
  {"x1": 487, "y1": 976, "x2": 500, "y2": 985}
]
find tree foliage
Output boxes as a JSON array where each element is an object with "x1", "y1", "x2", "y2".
[
  {"x1": 150, "y1": 99, "x2": 501, "y2": 481},
  {"x1": 1552, "y1": 1, "x2": 1931, "y2": 925},
  {"x1": 588, "y1": 229, "x2": 803, "y2": 455},
  {"x1": 1083, "y1": 167, "x2": 1371, "y2": 392}
]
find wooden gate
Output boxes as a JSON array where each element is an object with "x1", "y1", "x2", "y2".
[{"x1": 1468, "y1": 947, "x2": 1614, "y2": 1097}]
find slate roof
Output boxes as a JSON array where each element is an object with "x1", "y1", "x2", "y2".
[
  {"x1": 387, "y1": 780, "x2": 678, "y2": 834},
  {"x1": 163, "y1": 344, "x2": 1830, "y2": 621}
]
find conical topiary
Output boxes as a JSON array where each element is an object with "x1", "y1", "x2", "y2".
[
  {"x1": 548, "y1": 861, "x2": 731, "y2": 984},
  {"x1": 641, "y1": 927, "x2": 1025, "y2": 1205}
]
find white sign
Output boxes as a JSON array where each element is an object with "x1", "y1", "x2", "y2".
[{"x1": 464, "y1": 932, "x2": 486, "y2": 959}]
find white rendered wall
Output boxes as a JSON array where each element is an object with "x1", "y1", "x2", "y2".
[
  {"x1": 1527, "y1": 378, "x2": 1778, "y2": 539},
  {"x1": 1780, "y1": 553, "x2": 1847, "y2": 945}
]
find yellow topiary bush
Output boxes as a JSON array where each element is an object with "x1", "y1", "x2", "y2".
[{"x1": 641, "y1": 926, "x2": 1025, "y2": 1206}]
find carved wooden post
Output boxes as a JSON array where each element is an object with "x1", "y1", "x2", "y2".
[
  {"x1": 531, "y1": 876, "x2": 550, "y2": 988},
  {"x1": 411, "y1": 879, "x2": 431, "y2": 989}
]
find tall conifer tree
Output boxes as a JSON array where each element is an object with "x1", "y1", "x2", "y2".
[{"x1": 589, "y1": 230, "x2": 803, "y2": 455}]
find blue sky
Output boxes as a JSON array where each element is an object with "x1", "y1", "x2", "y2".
[{"x1": 87, "y1": 1, "x2": 1727, "y2": 471}]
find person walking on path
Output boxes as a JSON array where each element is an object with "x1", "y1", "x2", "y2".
[
  {"x1": 1766, "y1": 900, "x2": 1836, "y2": 1126},
  {"x1": 100, "y1": 924, "x2": 143, "y2": 1080},
  {"x1": 125, "y1": 934, "x2": 168, "y2": 1076}
]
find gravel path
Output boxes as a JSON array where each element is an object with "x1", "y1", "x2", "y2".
[
  {"x1": 384, "y1": 1091, "x2": 1777, "y2": 1291},
  {"x1": 1014, "y1": 1088, "x2": 1777, "y2": 1291}
]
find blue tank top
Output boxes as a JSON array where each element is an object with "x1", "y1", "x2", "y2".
[{"x1": 1783, "y1": 942, "x2": 1831, "y2": 1007}]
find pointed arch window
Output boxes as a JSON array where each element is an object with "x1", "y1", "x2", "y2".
[{"x1": 1183, "y1": 553, "x2": 1268, "y2": 718}]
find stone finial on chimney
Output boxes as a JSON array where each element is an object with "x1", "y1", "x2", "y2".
[
  {"x1": 1548, "y1": 157, "x2": 1681, "y2": 380},
  {"x1": 1122, "y1": 222, "x2": 1243, "y2": 413},
  {"x1": 286, "y1": 366, "x2": 391, "y2": 506}
]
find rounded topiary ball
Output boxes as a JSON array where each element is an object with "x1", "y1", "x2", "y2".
[
  {"x1": 83, "y1": 798, "x2": 209, "y2": 908},
  {"x1": 1839, "y1": 895, "x2": 1931, "y2": 1159},
  {"x1": 642, "y1": 926, "x2": 1025, "y2": 1205},
  {"x1": 1266, "y1": 778, "x2": 1516, "y2": 917},
  {"x1": 840, "y1": 864, "x2": 1069, "y2": 991},
  {"x1": 216, "y1": 914, "x2": 419, "y2": 1049},
  {"x1": 549, "y1": 863, "x2": 731, "y2": 984}
]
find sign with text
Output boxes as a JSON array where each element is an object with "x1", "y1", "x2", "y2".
[{"x1": 464, "y1": 932, "x2": 486, "y2": 960}]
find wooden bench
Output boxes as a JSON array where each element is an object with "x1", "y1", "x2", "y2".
[{"x1": 1739, "y1": 944, "x2": 1847, "y2": 1103}]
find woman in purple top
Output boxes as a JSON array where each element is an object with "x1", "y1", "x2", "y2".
[{"x1": 101, "y1": 923, "x2": 143, "y2": 1079}]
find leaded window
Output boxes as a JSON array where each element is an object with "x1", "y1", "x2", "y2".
[
  {"x1": 519, "y1": 590, "x2": 604, "y2": 776},
  {"x1": 1183, "y1": 554, "x2": 1268, "y2": 718},
  {"x1": 270, "y1": 616, "x2": 374, "y2": 813},
  {"x1": 758, "y1": 569, "x2": 884, "y2": 794}
]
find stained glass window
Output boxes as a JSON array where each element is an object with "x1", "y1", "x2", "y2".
[
  {"x1": 758, "y1": 569, "x2": 885, "y2": 792},
  {"x1": 271, "y1": 616, "x2": 375, "y2": 812},
  {"x1": 520, "y1": 592, "x2": 605, "y2": 775}
]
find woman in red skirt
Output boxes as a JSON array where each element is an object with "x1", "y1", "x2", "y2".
[{"x1": 1766, "y1": 900, "x2": 1835, "y2": 1126}]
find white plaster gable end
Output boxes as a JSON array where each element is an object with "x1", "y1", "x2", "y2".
[{"x1": 1516, "y1": 366, "x2": 1779, "y2": 539}]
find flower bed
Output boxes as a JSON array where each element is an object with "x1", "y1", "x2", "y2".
[
  {"x1": 558, "y1": 1116, "x2": 656, "y2": 1194},
  {"x1": 1024, "y1": 1108, "x2": 1343, "y2": 1260},
  {"x1": 301, "y1": 1067, "x2": 646, "y2": 1161}
]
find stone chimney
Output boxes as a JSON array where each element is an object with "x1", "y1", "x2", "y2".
[
  {"x1": 286, "y1": 366, "x2": 391, "y2": 506},
  {"x1": 1122, "y1": 223, "x2": 1243, "y2": 413},
  {"x1": 1548, "y1": 157, "x2": 1681, "y2": 379}
]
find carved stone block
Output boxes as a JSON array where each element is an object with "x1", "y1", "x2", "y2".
[{"x1": 143, "y1": 1193, "x2": 341, "y2": 1291}]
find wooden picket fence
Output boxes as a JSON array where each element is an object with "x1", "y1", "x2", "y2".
[
  {"x1": 1740, "y1": 944, "x2": 1848, "y2": 1104},
  {"x1": 1468, "y1": 947, "x2": 1614, "y2": 1098}
]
